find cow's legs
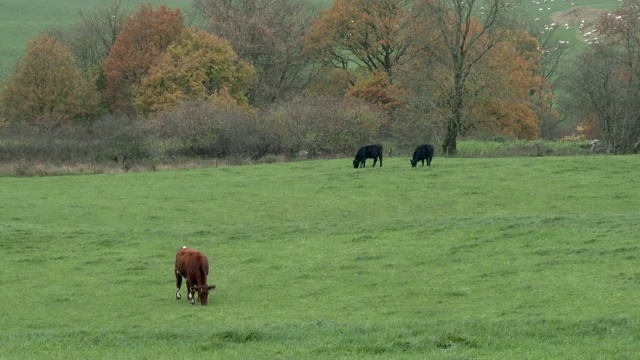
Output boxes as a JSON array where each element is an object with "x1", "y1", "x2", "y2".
[
  {"x1": 372, "y1": 158, "x2": 377, "y2": 167},
  {"x1": 175, "y1": 271, "x2": 182, "y2": 299},
  {"x1": 187, "y1": 279, "x2": 196, "y2": 305}
]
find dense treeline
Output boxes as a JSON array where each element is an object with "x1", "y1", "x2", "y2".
[{"x1": 0, "y1": 0, "x2": 639, "y2": 173}]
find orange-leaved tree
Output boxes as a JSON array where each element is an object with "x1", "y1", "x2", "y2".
[
  {"x1": 0, "y1": 34, "x2": 99, "y2": 128},
  {"x1": 103, "y1": 3, "x2": 183, "y2": 114},
  {"x1": 305, "y1": 0, "x2": 411, "y2": 80},
  {"x1": 464, "y1": 30, "x2": 545, "y2": 139},
  {"x1": 346, "y1": 70, "x2": 404, "y2": 111},
  {"x1": 132, "y1": 27, "x2": 255, "y2": 116}
]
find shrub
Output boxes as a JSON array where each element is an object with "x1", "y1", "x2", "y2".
[
  {"x1": 148, "y1": 100, "x2": 260, "y2": 158},
  {"x1": 260, "y1": 96, "x2": 381, "y2": 158}
]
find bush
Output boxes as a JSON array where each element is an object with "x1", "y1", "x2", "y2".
[
  {"x1": 148, "y1": 100, "x2": 260, "y2": 158},
  {"x1": 260, "y1": 96, "x2": 381, "y2": 158},
  {"x1": 90, "y1": 113, "x2": 150, "y2": 170}
]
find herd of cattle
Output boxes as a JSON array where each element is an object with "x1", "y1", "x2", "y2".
[
  {"x1": 353, "y1": 143, "x2": 434, "y2": 169},
  {"x1": 176, "y1": 144, "x2": 434, "y2": 306}
]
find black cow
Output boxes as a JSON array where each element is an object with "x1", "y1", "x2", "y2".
[
  {"x1": 353, "y1": 144, "x2": 383, "y2": 168},
  {"x1": 410, "y1": 144, "x2": 434, "y2": 167}
]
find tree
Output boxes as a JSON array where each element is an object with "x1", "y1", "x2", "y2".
[
  {"x1": 523, "y1": 20, "x2": 568, "y2": 138},
  {"x1": 464, "y1": 32, "x2": 542, "y2": 139},
  {"x1": 560, "y1": 0, "x2": 640, "y2": 153},
  {"x1": 50, "y1": 0, "x2": 130, "y2": 76},
  {"x1": 0, "y1": 34, "x2": 99, "y2": 128},
  {"x1": 346, "y1": 70, "x2": 404, "y2": 111},
  {"x1": 305, "y1": 0, "x2": 411, "y2": 79},
  {"x1": 562, "y1": 46, "x2": 640, "y2": 154},
  {"x1": 414, "y1": 0, "x2": 515, "y2": 154},
  {"x1": 103, "y1": 3, "x2": 183, "y2": 113},
  {"x1": 132, "y1": 28, "x2": 255, "y2": 116},
  {"x1": 194, "y1": 0, "x2": 313, "y2": 106},
  {"x1": 45, "y1": 1, "x2": 131, "y2": 116},
  {"x1": 398, "y1": 23, "x2": 546, "y2": 144}
]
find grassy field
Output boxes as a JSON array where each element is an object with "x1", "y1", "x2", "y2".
[{"x1": 1, "y1": 155, "x2": 639, "y2": 358}]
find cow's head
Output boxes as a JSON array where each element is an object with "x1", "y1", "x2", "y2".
[
  {"x1": 410, "y1": 159, "x2": 417, "y2": 167},
  {"x1": 195, "y1": 285, "x2": 216, "y2": 305},
  {"x1": 353, "y1": 159, "x2": 360, "y2": 168}
]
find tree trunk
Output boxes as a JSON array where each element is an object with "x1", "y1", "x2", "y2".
[
  {"x1": 442, "y1": 115, "x2": 458, "y2": 155},
  {"x1": 443, "y1": 61, "x2": 465, "y2": 155}
]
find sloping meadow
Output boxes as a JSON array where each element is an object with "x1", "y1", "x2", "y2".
[{"x1": 1, "y1": 155, "x2": 639, "y2": 358}]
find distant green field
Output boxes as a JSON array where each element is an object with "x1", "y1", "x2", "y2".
[
  {"x1": 1, "y1": 155, "x2": 639, "y2": 358},
  {"x1": 0, "y1": 0, "x2": 193, "y2": 84},
  {"x1": 521, "y1": 0, "x2": 617, "y2": 47}
]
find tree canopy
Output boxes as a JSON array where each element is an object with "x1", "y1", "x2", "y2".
[
  {"x1": 194, "y1": 0, "x2": 313, "y2": 106},
  {"x1": 103, "y1": 3, "x2": 184, "y2": 113},
  {"x1": 0, "y1": 34, "x2": 99, "y2": 128},
  {"x1": 132, "y1": 28, "x2": 255, "y2": 115},
  {"x1": 305, "y1": 0, "x2": 411, "y2": 78}
]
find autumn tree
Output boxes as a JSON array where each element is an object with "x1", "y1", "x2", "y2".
[
  {"x1": 132, "y1": 28, "x2": 255, "y2": 116},
  {"x1": 398, "y1": 23, "x2": 547, "y2": 144},
  {"x1": 305, "y1": 0, "x2": 411, "y2": 81},
  {"x1": 103, "y1": 3, "x2": 183, "y2": 113},
  {"x1": 0, "y1": 34, "x2": 99, "y2": 128},
  {"x1": 464, "y1": 31, "x2": 544, "y2": 139},
  {"x1": 194, "y1": 0, "x2": 313, "y2": 106},
  {"x1": 346, "y1": 70, "x2": 404, "y2": 111},
  {"x1": 413, "y1": 0, "x2": 515, "y2": 154}
]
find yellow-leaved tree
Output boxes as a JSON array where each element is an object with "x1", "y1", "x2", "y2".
[
  {"x1": 0, "y1": 34, "x2": 99, "y2": 128},
  {"x1": 132, "y1": 27, "x2": 255, "y2": 116}
]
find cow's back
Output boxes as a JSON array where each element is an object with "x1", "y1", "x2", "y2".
[
  {"x1": 357, "y1": 144, "x2": 382, "y2": 158},
  {"x1": 175, "y1": 248, "x2": 209, "y2": 277}
]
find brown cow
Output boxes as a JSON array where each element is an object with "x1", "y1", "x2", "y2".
[{"x1": 175, "y1": 246, "x2": 216, "y2": 305}]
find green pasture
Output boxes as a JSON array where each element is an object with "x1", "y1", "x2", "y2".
[
  {"x1": 520, "y1": 0, "x2": 615, "y2": 50},
  {"x1": 1, "y1": 155, "x2": 639, "y2": 358}
]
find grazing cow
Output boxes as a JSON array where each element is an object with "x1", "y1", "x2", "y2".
[
  {"x1": 410, "y1": 144, "x2": 434, "y2": 167},
  {"x1": 175, "y1": 246, "x2": 216, "y2": 305},
  {"x1": 353, "y1": 144, "x2": 383, "y2": 168}
]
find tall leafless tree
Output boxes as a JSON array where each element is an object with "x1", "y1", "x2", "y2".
[
  {"x1": 561, "y1": 0, "x2": 640, "y2": 153},
  {"x1": 416, "y1": 0, "x2": 515, "y2": 154},
  {"x1": 48, "y1": 1, "x2": 130, "y2": 76},
  {"x1": 193, "y1": 0, "x2": 314, "y2": 106}
]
